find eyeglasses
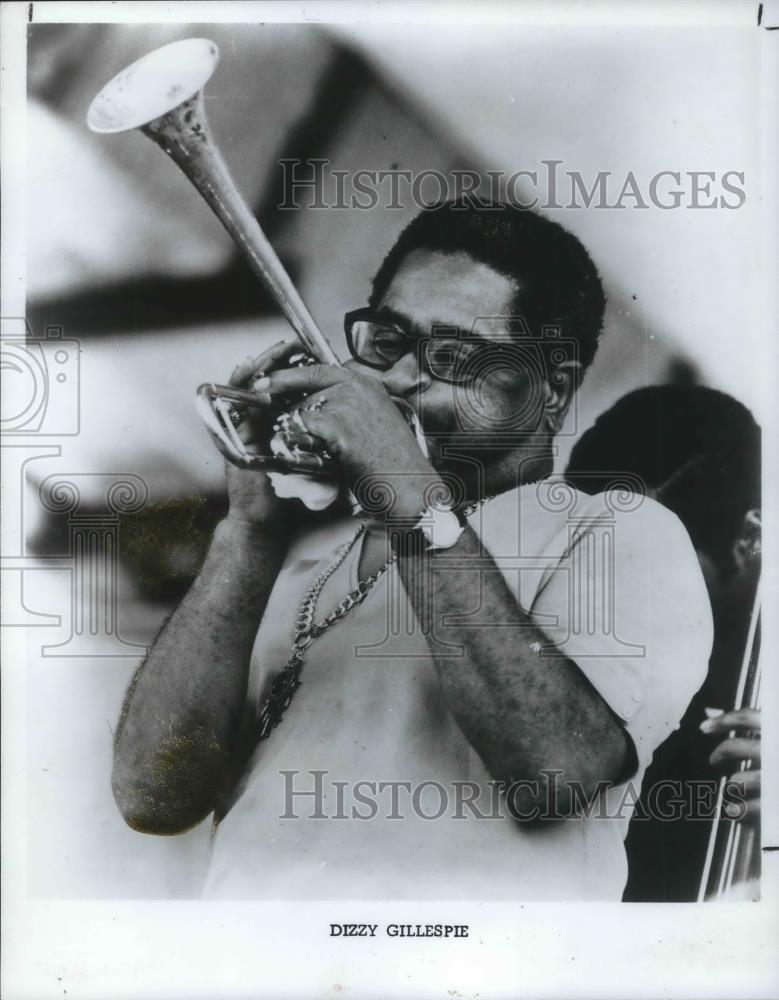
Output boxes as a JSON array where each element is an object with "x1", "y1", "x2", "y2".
[{"x1": 344, "y1": 308, "x2": 521, "y2": 385}]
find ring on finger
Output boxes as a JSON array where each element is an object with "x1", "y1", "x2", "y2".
[
  {"x1": 274, "y1": 411, "x2": 290, "y2": 431},
  {"x1": 306, "y1": 395, "x2": 327, "y2": 413}
]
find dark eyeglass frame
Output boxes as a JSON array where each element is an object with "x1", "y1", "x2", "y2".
[{"x1": 344, "y1": 307, "x2": 506, "y2": 386}]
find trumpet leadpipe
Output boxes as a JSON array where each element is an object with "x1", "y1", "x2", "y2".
[{"x1": 87, "y1": 37, "x2": 341, "y2": 368}]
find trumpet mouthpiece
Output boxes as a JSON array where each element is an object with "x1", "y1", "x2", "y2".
[{"x1": 87, "y1": 37, "x2": 219, "y2": 134}]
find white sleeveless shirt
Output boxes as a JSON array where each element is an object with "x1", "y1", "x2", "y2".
[{"x1": 203, "y1": 481, "x2": 711, "y2": 900}]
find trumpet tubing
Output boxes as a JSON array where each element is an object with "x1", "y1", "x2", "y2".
[
  {"x1": 87, "y1": 38, "x2": 428, "y2": 481},
  {"x1": 86, "y1": 38, "x2": 343, "y2": 476},
  {"x1": 87, "y1": 37, "x2": 340, "y2": 366},
  {"x1": 141, "y1": 90, "x2": 340, "y2": 365}
]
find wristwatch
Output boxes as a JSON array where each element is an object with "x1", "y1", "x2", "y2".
[{"x1": 414, "y1": 505, "x2": 465, "y2": 550}]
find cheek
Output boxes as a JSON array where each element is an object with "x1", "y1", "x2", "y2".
[
  {"x1": 450, "y1": 375, "x2": 544, "y2": 434},
  {"x1": 410, "y1": 382, "x2": 459, "y2": 421},
  {"x1": 411, "y1": 376, "x2": 545, "y2": 436}
]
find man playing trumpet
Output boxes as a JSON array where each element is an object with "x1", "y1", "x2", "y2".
[{"x1": 112, "y1": 201, "x2": 712, "y2": 900}]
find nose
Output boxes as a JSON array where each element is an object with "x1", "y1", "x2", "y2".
[
  {"x1": 378, "y1": 351, "x2": 433, "y2": 400},
  {"x1": 345, "y1": 353, "x2": 433, "y2": 400}
]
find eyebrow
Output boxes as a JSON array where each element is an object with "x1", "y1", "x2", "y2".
[
  {"x1": 372, "y1": 304, "x2": 420, "y2": 334},
  {"x1": 371, "y1": 305, "x2": 490, "y2": 344}
]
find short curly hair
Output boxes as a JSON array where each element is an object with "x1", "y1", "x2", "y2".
[
  {"x1": 565, "y1": 385, "x2": 761, "y2": 577},
  {"x1": 369, "y1": 200, "x2": 606, "y2": 372}
]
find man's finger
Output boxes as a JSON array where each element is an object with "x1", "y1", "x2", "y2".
[
  {"x1": 254, "y1": 363, "x2": 351, "y2": 398},
  {"x1": 699, "y1": 707, "x2": 761, "y2": 736},
  {"x1": 709, "y1": 736, "x2": 761, "y2": 770},
  {"x1": 278, "y1": 424, "x2": 323, "y2": 452},
  {"x1": 726, "y1": 768, "x2": 761, "y2": 797},
  {"x1": 229, "y1": 340, "x2": 299, "y2": 389},
  {"x1": 287, "y1": 406, "x2": 339, "y2": 447},
  {"x1": 724, "y1": 793, "x2": 761, "y2": 824}
]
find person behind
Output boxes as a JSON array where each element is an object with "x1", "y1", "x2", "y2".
[
  {"x1": 565, "y1": 384, "x2": 761, "y2": 901},
  {"x1": 111, "y1": 202, "x2": 712, "y2": 900}
]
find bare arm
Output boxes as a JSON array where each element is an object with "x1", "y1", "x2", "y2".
[
  {"x1": 112, "y1": 518, "x2": 287, "y2": 834},
  {"x1": 393, "y1": 523, "x2": 634, "y2": 817},
  {"x1": 112, "y1": 340, "x2": 300, "y2": 834},
  {"x1": 256, "y1": 361, "x2": 634, "y2": 818}
]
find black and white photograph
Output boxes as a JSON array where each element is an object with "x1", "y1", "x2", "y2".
[{"x1": 1, "y1": 1, "x2": 777, "y2": 997}]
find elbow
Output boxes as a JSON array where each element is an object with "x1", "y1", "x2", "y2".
[
  {"x1": 498, "y1": 768, "x2": 606, "y2": 825},
  {"x1": 111, "y1": 761, "x2": 217, "y2": 836},
  {"x1": 499, "y1": 775, "x2": 553, "y2": 826},
  {"x1": 111, "y1": 725, "x2": 233, "y2": 835},
  {"x1": 113, "y1": 801, "x2": 208, "y2": 837}
]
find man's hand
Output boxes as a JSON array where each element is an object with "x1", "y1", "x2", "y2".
[
  {"x1": 223, "y1": 340, "x2": 302, "y2": 528},
  {"x1": 701, "y1": 707, "x2": 761, "y2": 824},
  {"x1": 113, "y1": 332, "x2": 303, "y2": 834},
  {"x1": 254, "y1": 363, "x2": 440, "y2": 518}
]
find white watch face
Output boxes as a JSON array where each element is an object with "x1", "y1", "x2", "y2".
[{"x1": 418, "y1": 507, "x2": 463, "y2": 549}]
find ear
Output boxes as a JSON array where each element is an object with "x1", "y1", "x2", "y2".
[
  {"x1": 542, "y1": 361, "x2": 582, "y2": 433},
  {"x1": 733, "y1": 508, "x2": 761, "y2": 570}
]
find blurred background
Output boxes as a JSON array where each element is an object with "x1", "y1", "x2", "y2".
[{"x1": 19, "y1": 21, "x2": 761, "y2": 898}]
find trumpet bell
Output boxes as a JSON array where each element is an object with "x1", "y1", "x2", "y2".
[
  {"x1": 87, "y1": 37, "x2": 219, "y2": 134},
  {"x1": 86, "y1": 36, "x2": 424, "y2": 514}
]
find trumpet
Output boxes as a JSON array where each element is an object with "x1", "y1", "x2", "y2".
[{"x1": 86, "y1": 37, "x2": 427, "y2": 482}]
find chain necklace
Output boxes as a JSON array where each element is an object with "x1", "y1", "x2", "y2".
[
  {"x1": 255, "y1": 523, "x2": 389, "y2": 742},
  {"x1": 254, "y1": 494, "x2": 494, "y2": 743}
]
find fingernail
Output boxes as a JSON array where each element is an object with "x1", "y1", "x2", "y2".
[
  {"x1": 699, "y1": 719, "x2": 715, "y2": 733},
  {"x1": 254, "y1": 377, "x2": 270, "y2": 390},
  {"x1": 704, "y1": 707, "x2": 724, "y2": 719}
]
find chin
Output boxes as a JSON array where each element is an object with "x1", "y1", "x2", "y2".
[{"x1": 425, "y1": 442, "x2": 484, "y2": 489}]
